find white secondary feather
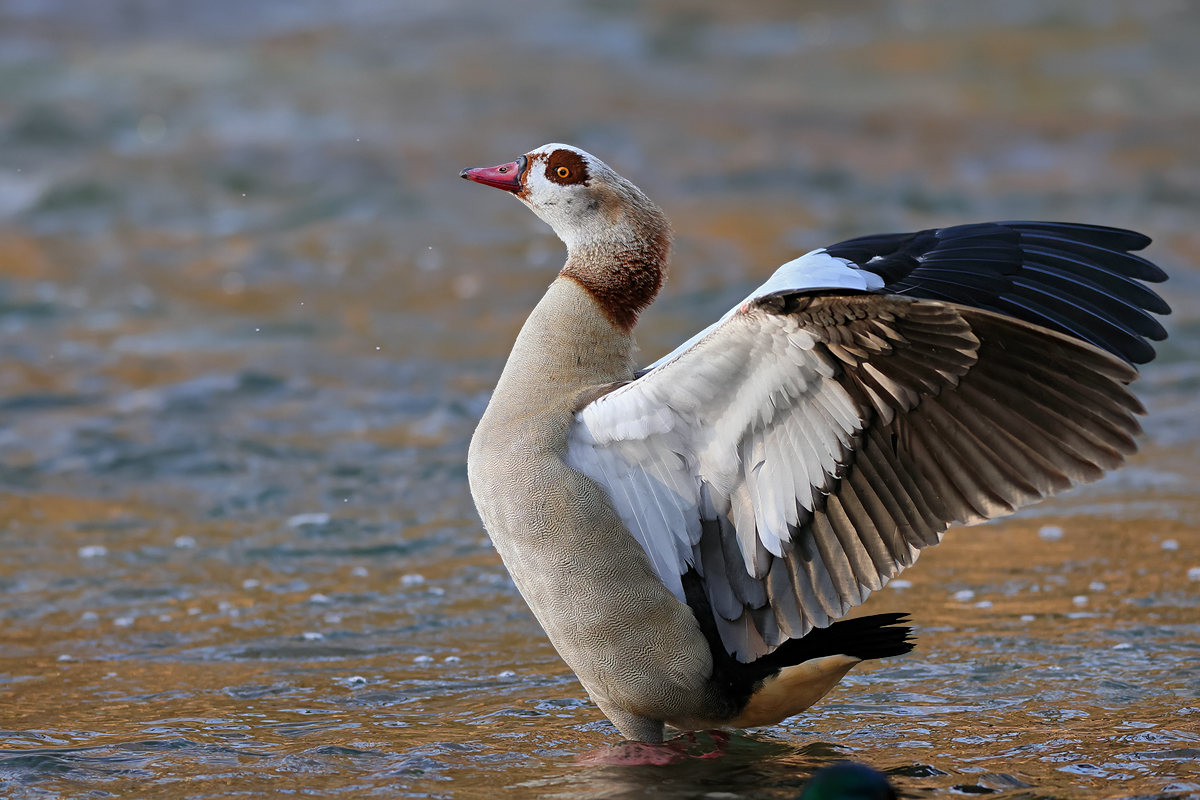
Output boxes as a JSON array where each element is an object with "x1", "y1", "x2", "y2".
[{"x1": 565, "y1": 297, "x2": 869, "y2": 611}]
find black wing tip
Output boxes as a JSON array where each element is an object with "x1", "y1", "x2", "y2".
[
  {"x1": 996, "y1": 220, "x2": 1153, "y2": 252},
  {"x1": 1004, "y1": 223, "x2": 1167, "y2": 284},
  {"x1": 835, "y1": 612, "x2": 916, "y2": 661},
  {"x1": 769, "y1": 612, "x2": 916, "y2": 666},
  {"x1": 824, "y1": 219, "x2": 1168, "y2": 365}
]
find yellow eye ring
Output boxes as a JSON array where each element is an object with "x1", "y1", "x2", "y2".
[{"x1": 556, "y1": 166, "x2": 571, "y2": 179}]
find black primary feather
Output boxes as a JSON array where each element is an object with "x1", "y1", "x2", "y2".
[{"x1": 824, "y1": 221, "x2": 1170, "y2": 364}]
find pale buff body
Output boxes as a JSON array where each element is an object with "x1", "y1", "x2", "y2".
[
  {"x1": 469, "y1": 277, "x2": 861, "y2": 741},
  {"x1": 467, "y1": 277, "x2": 717, "y2": 740}
]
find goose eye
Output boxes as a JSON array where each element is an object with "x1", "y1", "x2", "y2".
[
  {"x1": 556, "y1": 166, "x2": 571, "y2": 179},
  {"x1": 498, "y1": 166, "x2": 508, "y2": 173}
]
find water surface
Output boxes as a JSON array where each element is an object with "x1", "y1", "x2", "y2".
[{"x1": 1, "y1": 1, "x2": 1199, "y2": 797}]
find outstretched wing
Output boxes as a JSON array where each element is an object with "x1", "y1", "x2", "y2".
[
  {"x1": 568, "y1": 223, "x2": 1167, "y2": 663},
  {"x1": 823, "y1": 221, "x2": 1169, "y2": 364}
]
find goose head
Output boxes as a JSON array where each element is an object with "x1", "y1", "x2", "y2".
[{"x1": 461, "y1": 144, "x2": 672, "y2": 329}]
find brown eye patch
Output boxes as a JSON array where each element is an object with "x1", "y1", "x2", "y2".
[{"x1": 545, "y1": 149, "x2": 589, "y2": 186}]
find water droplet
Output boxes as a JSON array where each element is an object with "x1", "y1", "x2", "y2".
[
  {"x1": 1161, "y1": 539, "x2": 1179, "y2": 551},
  {"x1": 78, "y1": 545, "x2": 107, "y2": 558},
  {"x1": 173, "y1": 535, "x2": 196, "y2": 548},
  {"x1": 889, "y1": 579, "x2": 913, "y2": 590},
  {"x1": 953, "y1": 590, "x2": 975, "y2": 602},
  {"x1": 288, "y1": 513, "x2": 330, "y2": 527},
  {"x1": 1072, "y1": 595, "x2": 1089, "y2": 606},
  {"x1": 1038, "y1": 526, "x2": 1064, "y2": 542},
  {"x1": 414, "y1": 655, "x2": 434, "y2": 663}
]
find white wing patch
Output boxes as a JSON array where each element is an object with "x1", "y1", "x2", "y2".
[
  {"x1": 754, "y1": 249, "x2": 885, "y2": 296},
  {"x1": 644, "y1": 249, "x2": 884, "y2": 372},
  {"x1": 566, "y1": 309, "x2": 867, "y2": 609}
]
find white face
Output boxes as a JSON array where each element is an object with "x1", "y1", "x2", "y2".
[{"x1": 516, "y1": 144, "x2": 633, "y2": 249}]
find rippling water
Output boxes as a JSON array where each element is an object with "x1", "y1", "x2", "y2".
[{"x1": 1, "y1": 1, "x2": 1199, "y2": 797}]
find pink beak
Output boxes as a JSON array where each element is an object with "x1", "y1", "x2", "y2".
[{"x1": 460, "y1": 156, "x2": 526, "y2": 193}]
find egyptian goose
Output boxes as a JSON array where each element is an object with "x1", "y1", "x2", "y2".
[{"x1": 460, "y1": 144, "x2": 1169, "y2": 742}]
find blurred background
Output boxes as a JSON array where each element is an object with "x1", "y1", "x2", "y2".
[{"x1": 1, "y1": 1, "x2": 1198, "y2": 798}]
